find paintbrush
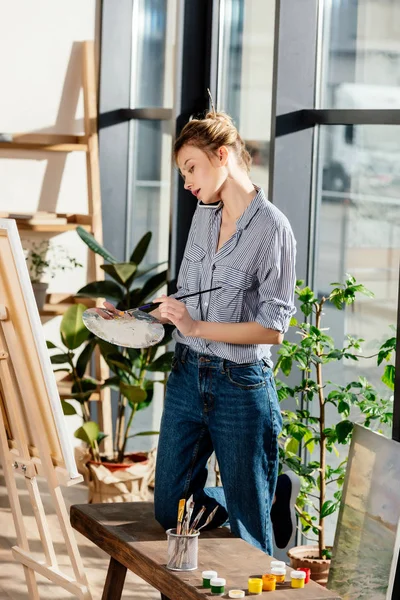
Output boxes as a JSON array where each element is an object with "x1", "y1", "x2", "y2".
[
  {"x1": 188, "y1": 505, "x2": 206, "y2": 534},
  {"x1": 176, "y1": 498, "x2": 185, "y2": 535},
  {"x1": 138, "y1": 287, "x2": 221, "y2": 311},
  {"x1": 195, "y1": 505, "x2": 219, "y2": 532}
]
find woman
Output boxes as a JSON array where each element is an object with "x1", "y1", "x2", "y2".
[{"x1": 150, "y1": 109, "x2": 297, "y2": 555}]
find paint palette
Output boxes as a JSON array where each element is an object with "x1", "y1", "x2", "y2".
[{"x1": 82, "y1": 308, "x2": 165, "y2": 348}]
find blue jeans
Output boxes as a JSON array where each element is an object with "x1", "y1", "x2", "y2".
[{"x1": 154, "y1": 343, "x2": 282, "y2": 555}]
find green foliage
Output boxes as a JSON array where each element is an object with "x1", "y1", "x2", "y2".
[
  {"x1": 47, "y1": 231, "x2": 173, "y2": 463},
  {"x1": 276, "y1": 275, "x2": 395, "y2": 558}
]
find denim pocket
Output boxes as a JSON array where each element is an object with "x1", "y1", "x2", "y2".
[{"x1": 226, "y1": 363, "x2": 265, "y2": 390}]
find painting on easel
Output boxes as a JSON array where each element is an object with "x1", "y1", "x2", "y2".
[
  {"x1": 0, "y1": 218, "x2": 91, "y2": 599},
  {"x1": 328, "y1": 425, "x2": 400, "y2": 600}
]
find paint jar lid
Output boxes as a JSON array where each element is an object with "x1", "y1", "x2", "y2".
[
  {"x1": 210, "y1": 578, "x2": 226, "y2": 586},
  {"x1": 270, "y1": 560, "x2": 286, "y2": 568},
  {"x1": 271, "y1": 567, "x2": 286, "y2": 575},
  {"x1": 228, "y1": 591, "x2": 245, "y2": 598},
  {"x1": 202, "y1": 571, "x2": 218, "y2": 579},
  {"x1": 291, "y1": 571, "x2": 306, "y2": 580}
]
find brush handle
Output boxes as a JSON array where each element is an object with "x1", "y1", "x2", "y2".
[{"x1": 138, "y1": 286, "x2": 221, "y2": 311}]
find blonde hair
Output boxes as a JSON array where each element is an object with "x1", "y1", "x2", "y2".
[{"x1": 174, "y1": 110, "x2": 252, "y2": 173}]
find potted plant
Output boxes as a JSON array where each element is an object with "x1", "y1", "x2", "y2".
[
  {"x1": 25, "y1": 240, "x2": 82, "y2": 310},
  {"x1": 47, "y1": 229, "x2": 175, "y2": 502},
  {"x1": 275, "y1": 276, "x2": 395, "y2": 585}
]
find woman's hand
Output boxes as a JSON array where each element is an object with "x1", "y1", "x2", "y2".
[
  {"x1": 153, "y1": 294, "x2": 198, "y2": 336},
  {"x1": 93, "y1": 301, "x2": 124, "y2": 320}
]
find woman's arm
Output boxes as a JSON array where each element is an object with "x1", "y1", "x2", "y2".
[
  {"x1": 151, "y1": 295, "x2": 283, "y2": 345},
  {"x1": 193, "y1": 320, "x2": 283, "y2": 345}
]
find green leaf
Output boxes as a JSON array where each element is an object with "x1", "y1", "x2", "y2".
[
  {"x1": 101, "y1": 263, "x2": 137, "y2": 287},
  {"x1": 127, "y1": 430, "x2": 160, "y2": 439},
  {"x1": 280, "y1": 356, "x2": 293, "y2": 376},
  {"x1": 76, "y1": 280, "x2": 124, "y2": 302},
  {"x1": 130, "y1": 232, "x2": 152, "y2": 265},
  {"x1": 46, "y1": 340, "x2": 57, "y2": 349},
  {"x1": 106, "y1": 352, "x2": 133, "y2": 373},
  {"x1": 382, "y1": 365, "x2": 395, "y2": 390},
  {"x1": 71, "y1": 378, "x2": 99, "y2": 402},
  {"x1": 50, "y1": 353, "x2": 70, "y2": 364},
  {"x1": 285, "y1": 437, "x2": 299, "y2": 454},
  {"x1": 138, "y1": 270, "x2": 168, "y2": 303},
  {"x1": 74, "y1": 421, "x2": 100, "y2": 447},
  {"x1": 61, "y1": 400, "x2": 77, "y2": 415},
  {"x1": 146, "y1": 351, "x2": 175, "y2": 372},
  {"x1": 119, "y1": 381, "x2": 147, "y2": 405},
  {"x1": 76, "y1": 226, "x2": 118, "y2": 263},
  {"x1": 101, "y1": 376, "x2": 121, "y2": 391},
  {"x1": 336, "y1": 420, "x2": 353, "y2": 444},
  {"x1": 97, "y1": 432, "x2": 108, "y2": 444},
  {"x1": 76, "y1": 340, "x2": 96, "y2": 378},
  {"x1": 60, "y1": 304, "x2": 90, "y2": 350},
  {"x1": 320, "y1": 500, "x2": 338, "y2": 519}
]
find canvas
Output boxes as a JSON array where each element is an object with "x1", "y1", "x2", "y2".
[{"x1": 328, "y1": 424, "x2": 400, "y2": 600}]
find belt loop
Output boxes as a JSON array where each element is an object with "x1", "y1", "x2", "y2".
[
  {"x1": 182, "y1": 345, "x2": 188, "y2": 363},
  {"x1": 221, "y1": 359, "x2": 226, "y2": 374}
]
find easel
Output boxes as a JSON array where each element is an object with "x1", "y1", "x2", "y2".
[{"x1": 0, "y1": 219, "x2": 91, "y2": 598}]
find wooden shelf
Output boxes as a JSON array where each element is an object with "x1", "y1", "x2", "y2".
[
  {"x1": 0, "y1": 212, "x2": 93, "y2": 233},
  {"x1": 40, "y1": 293, "x2": 96, "y2": 317},
  {"x1": 0, "y1": 133, "x2": 88, "y2": 152}
]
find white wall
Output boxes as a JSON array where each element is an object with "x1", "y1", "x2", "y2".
[{"x1": 0, "y1": 0, "x2": 100, "y2": 446}]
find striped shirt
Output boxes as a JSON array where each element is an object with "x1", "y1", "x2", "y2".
[{"x1": 171, "y1": 187, "x2": 296, "y2": 365}]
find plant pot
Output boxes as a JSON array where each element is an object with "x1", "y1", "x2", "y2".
[
  {"x1": 287, "y1": 545, "x2": 331, "y2": 587},
  {"x1": 32, "y1": 281, "x2": 48, "y2": 311},
  {"x1": 74, "y1": 446, "x2": 156, "y2": 503}
]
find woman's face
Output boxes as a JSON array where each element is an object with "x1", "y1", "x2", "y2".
[{"x1": 177, "y1": 144, "x2": 228, "y2": 204}]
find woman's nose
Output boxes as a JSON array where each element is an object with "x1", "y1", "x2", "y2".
[{"x1": 184, "y1": 180, "x2": 192, "y2": 191}]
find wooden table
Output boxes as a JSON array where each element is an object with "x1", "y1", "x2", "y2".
[{"x1": 70, "y1": 502, "x2": 341, "y2": 600}]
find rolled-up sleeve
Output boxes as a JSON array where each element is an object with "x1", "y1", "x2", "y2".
[{"x1": 255, "y1": 225, "x2": 296, "y2": 334}]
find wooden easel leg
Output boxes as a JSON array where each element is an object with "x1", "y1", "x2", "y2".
[{"x1": 101, "y1": 557, "x2": 127, "y2": 600}]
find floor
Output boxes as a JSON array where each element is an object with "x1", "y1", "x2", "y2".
[{"x1": 0, "y1": 466, "x2": 160, "y2": 599}]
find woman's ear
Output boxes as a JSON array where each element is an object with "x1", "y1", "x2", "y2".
[{"x1": 218, "y1": 145, "x2": 229, "y2": 167}]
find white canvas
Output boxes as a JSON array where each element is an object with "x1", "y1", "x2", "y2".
[{"x1": 328, "y1": 424, "x2": 400, "y2": 600}]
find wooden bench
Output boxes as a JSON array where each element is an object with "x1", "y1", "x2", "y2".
[{"x1": 70, "y1": 502, "x2": 341, "y2": 600}]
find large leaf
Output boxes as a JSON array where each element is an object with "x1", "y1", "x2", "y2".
[
  {"x1": 106, "y1": 352, "x2": 133, "y2": 373},
  {"x1": 320, "y1": 500, "x2": 338, "y2": 519},
  {"x1": 119, "y1": 381, "x2": 147, "y2": 405},
  {"x1": 76, "y1": 226, "x2": 117, "y2": 264},
  {"x1": 382, "y1": 364, "x2": 395, "y2": 391},
  {"x1": 146, "y1": 351, "x2": 175, "y2": 372},
  {"x1": 74, "y1": 421, "x2": 99, "y2": 447},
  {"x1": 60, "y1": 304, "x2": 90, "y2": 350},
  {"x1": 70, "y1": 378, "x2": 99, "y2": 402},
  {"x1": 130, "y1": 232, "x2": 152, "y2": 265},
  {"x1": 61, "y1": 400, "x2": 77, "y2": 416},
  {"x1": 101, "y1": 263, "x2": 137, "y2": 287},
  {"x1": 50, "y1": 353, "x2": 70, "y2": 365},
  {"x1": 138, "y1": 270, "x2": 168, "y2": 304},
  {"x1": 335, "y1": 420, "x2": 353, "y2": 444},
  {"x1": 133, "y1": 261, "x2": 168, "y2": 282},
  {"x1": 76, "y1": 280, "x2": 124, "y2": 302},
  {"x1": 76, "y1": 340, "x2": 96, "y2": 378}
]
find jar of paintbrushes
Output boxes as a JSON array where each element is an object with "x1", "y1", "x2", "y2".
[{"x1": 166, "y1": 496, "x2": 219, "y2": 571}]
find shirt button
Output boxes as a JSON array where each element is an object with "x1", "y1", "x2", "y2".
[
  {"x1": 204, "y1": 302, "x2": 208, "y2": 307},
  {"x1": 212, "y1": 265, "x2": 216, "y2": 270}
]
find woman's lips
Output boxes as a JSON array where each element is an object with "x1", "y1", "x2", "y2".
[{"x1": 192, "y1": 188, "x2": 201, "y2": 197}]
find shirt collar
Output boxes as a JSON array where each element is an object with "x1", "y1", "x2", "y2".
[{"x1": 236, "y1": 186, "x2": 265, "y2": 231}]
